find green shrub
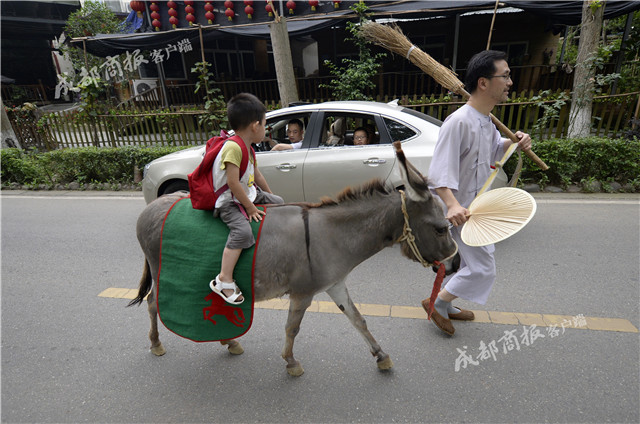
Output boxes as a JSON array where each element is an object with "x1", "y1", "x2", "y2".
[
  {"x1": 2, "y1": 137, "x2": 639, "y2": 190},
  {"x1": 504, "y1": 136, "x2": 640, "y2": 188},
  {"x1": 1, "y1": 146, "x2": 189, "y2": 187},
  {"x1": 0, "y1": 149, "x2": 48, "y2": 185}
]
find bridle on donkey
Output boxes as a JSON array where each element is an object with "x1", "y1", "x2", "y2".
[{"x1": 395, "y1": 190, "x2": 459, "y2": 320}]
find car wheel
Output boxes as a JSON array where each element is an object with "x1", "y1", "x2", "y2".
[{"x1": 161, "y1": 180, "x2": 190, "y2": 196}]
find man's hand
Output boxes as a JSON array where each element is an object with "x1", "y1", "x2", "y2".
[
  {"x1": 446, "y1": 204, "x2": 470, "y2": 227},
  {"x1": 271, "y1": 143, "x2": 293, "y2": 151},
  {"x1": 246, "y1": 205, "x2": 266, "y2": 222},
  {"x1": 436, "y1": 187, "x2": 470, "y2": 227},
  {"x1": 515, "y1": 131, "x2": 532, "y2": 152}
]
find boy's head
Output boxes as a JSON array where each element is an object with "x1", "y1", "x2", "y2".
[
  {"x1": 286, "y1": 119, "x2": 304, "y2": 143},
  {"x1": 227, "y1": 93, "x2": 267, "y2": 131},
  {"x1": 353, "y1": 127, "x2": 370, "y2": 145},
  {"x1": 464, "y1": 50, "x2": 508, "y2": 94}
]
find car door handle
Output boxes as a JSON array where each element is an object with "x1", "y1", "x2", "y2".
[
  {"x1": 363, "y1": 158, "x2": 386, "y2": 165},
  {"x1": 276, "y1": 163, "x2": 297, "y2": 170}
]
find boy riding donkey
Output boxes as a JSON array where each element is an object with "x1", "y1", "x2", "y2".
[{"x1": 208, "y1": 93, "x2": 284, "y2": 304}]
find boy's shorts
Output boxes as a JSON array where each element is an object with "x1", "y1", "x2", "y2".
[{"x1": 215, "y1": 188, "x2": 284, "y2": 250}]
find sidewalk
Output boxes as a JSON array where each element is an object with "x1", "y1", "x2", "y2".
[
  {"x1": 0, "y1": 189, "x2": 144, "y2": 198},
  {"x1": 1, "y1": 189, "x2": 639, "y2": 202}
]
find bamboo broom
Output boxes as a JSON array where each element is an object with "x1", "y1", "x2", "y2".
[{"x1": 360, "y1": 22, "x2": 548, "y2": 171}]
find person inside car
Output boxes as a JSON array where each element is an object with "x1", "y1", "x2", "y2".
[
  {"x1": 353, "y1": 127, "x2": 371, "y2": 145},
  {"x1": 270, "y1": 119, "x2": 304, "y2": 151}
]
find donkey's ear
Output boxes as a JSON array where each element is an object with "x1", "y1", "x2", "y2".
[{"x1": 393, "y1": 141, "x2": 431, "y2": 201}]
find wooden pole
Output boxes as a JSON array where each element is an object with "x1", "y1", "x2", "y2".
[
  {"x1": 197, "y1": 24, "x2": 210, "y2": 100},
  {"x1": 486, "y1": 0, "x2": 500, "y2": 50},
  {"x1": 452, "y1": 14, "x2": 460, "y2": 72},
  {"x1": 82, "y1": 40, "x2": 88, "y2": 69},
  {"x1": 633, "y1": 94, "x2": 640, "y2": 130},
  {"x1": 198, "y1": 25, "x2": 206, "y2": 64}
]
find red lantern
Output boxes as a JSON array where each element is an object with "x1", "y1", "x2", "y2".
[
  {"x1": 167, "y1": 1, "x2": 178, "y2": 28},
  {"x1": 204, "y1": 1, "x2": 214, "y2": 24},
  {"x1": 287, "y1": 0, "x2": 296, "y2": 14},
  {"x1": 309, "y1": 0, "x2": 318, "y2": 11},
  {"x1": 130, "y1": 1, "x2": 145, "y2": 18},
  {"x1": 245, "y1": 5, "x2": 254, "y2": 19},
  {"x1": 265, "y1": 0, "x2": 273, "y2": 17},
  {"x1": 224, "y1": 0, "x2": 235, "y2": 22},
  {"x1": 185, "y1": 1, "x2": 195, "y2": 26},
  {"x1": 333, "y1": 0, "x2": 341, "y2": 8},
  {"x1": 150, "y1": 2, "x2": 161, "y2": 31}
]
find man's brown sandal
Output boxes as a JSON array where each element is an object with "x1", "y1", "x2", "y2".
[
  {"x1": 429, "y1": 308, "x2": 455, "y2": 336},
  {"x1": 422, "y1": 298, "x2": 475, "y2": 321}
]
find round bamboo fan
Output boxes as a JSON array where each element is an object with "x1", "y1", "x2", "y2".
[{"x1": 461, "y1": 187, "x2": 537, "y2": 247}]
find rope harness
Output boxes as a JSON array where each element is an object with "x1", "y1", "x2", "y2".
[{"x1": 395, "y1": 190, "x2": 459, "y2": 320}]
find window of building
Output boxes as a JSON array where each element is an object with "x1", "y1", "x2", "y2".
[
  {"x1": 206, "y1": 39, "x2": 256, "y2": 80},
  {"x1": 491, "y1": 42, "x2": 529, "y2": 66},
  {"x1": 138, "y1": 53, "x2": 187, "y2": 80}
]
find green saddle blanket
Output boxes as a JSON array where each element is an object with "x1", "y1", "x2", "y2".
[{"x1": 157, "y1": 197, "x2": 264, "y2": 342}]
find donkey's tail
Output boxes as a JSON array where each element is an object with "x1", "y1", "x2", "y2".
[{"x1": 127, "y1": 259, "x2": 152, "y2": 307}]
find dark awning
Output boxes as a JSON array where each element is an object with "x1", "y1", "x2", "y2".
[
  {"x1": 80, "y1": 15, "x2": 348, "y2": 57},
  {"x1": 1, "y1": 0, "x2": 81, "y2": 40},
  {"x1": 77, "y1": 0, "x2": 640, "y2": 58},
  {"x1": 503, "y1": 0, "x2": 640, "y2": 26}
]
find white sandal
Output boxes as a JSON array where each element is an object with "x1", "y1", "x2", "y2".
[{"x1": 209, "y1": 275, "x2": 244, "y2": 305}]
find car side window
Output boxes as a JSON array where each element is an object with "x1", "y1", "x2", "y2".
[
  {"x1": 320, "y1": 113, "x2": 382, "y2": 147},
  {"x1": 258, "y1": 113, "x2": 311, "y2": 151},
  {"x1": 383, "y1": 117, "x2": 417, "y2": 142}
]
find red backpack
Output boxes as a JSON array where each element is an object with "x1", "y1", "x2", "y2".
[{"x1": 187, "y1": 132, "x2": 256, "y2": 210}]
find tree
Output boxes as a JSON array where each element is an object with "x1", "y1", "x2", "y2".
[
  {"x1": 568, "y1": 0, "x2": 605, "y2": 138},
  {"x1": 61, "y1": 0, "x2": 124, "y2": 82},
  {"x1": 268, "y1": 2, "x2": 299, "y2": 107},
  {"x1": 1, "y1": 99, "x2": 21, "y2": 149},
  {"x1": 321, "y1": 2, "x2": 385, "y2": 100}
]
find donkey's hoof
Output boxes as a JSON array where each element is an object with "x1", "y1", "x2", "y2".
[
  {"x1": 150, "y1": 343, "x2": 166, "y2": 356},
  {"x1": 377, "y1": 355, "x2": 393, "y2": 370},
  {"x1": 225, "y1": 341, "x2": 244, "y2": 355},
  {"x1": 286, "y1": 363, "x2": 304, "y2": 377}
]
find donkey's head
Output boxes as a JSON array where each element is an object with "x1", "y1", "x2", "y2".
[{"x1": 393, "y1": 142, "x2": 460, "y2": 275}]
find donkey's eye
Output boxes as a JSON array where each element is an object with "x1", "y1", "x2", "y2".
[{"x1": 435, "y1": 226, "x2": 448, "y2": 235}]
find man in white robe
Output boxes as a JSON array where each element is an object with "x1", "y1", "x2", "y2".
[{"x1": 427, "y1": 50, "x2": 532, "y2": 336}]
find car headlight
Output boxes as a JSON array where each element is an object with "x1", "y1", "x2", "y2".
[{"x1": 143, "y1": 163, "x2": 151, "y2": 180}]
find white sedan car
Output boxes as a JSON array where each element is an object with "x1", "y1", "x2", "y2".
[{"x1": 142, "y1": 100, "x2": 507, "y2": 204}]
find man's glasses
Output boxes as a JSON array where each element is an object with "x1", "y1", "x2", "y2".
[
  {"x1": 354, "y1": 135, "x2": 368, "y2": 140},
  {"x1": 487, "y1": 74, "x2": 512, "y2": 81}
]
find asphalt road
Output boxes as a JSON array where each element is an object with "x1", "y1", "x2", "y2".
[{"x1": 1, "y1": 191, "x2": 638, "y2": 423}]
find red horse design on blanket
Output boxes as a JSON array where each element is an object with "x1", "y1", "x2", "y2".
[{"x1": 203, "y1": 292, "x2": 246, "y2": 327}]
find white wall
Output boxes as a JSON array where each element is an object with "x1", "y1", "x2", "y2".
[{"x1": 302, "y1": 41, "x2": 319, "y2": 77}]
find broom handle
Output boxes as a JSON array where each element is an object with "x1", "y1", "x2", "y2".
[
  {"x1": 362, "y1": 22, "x2": 549, "y2": 170},
  {"x1": 489, "y1": 114, "x2": 549, "y2": 170},
  {"x1": 457, "y1": 88, "x2": 549, "y2": 170}
]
